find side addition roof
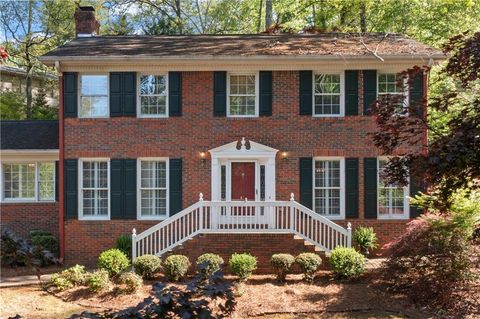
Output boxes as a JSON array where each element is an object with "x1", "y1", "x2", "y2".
[{"x1": 1, "y1": 120, "x2": 59, "y2": 150}]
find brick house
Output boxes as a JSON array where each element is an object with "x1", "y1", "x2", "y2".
[{"x1": 2, "y1": 6, "x2": 445, "y2": 269}]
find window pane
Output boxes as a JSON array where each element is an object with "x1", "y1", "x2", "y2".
[
  {"x1": 140, "y1": 75, "x2": 166, "y2": 95},
  {"x1": 140, "y1": 160, "x2": 167, "y2": 217},
  {"x1": 229, "y1": 74, "x2": 256, "y2": 116},
  {"x1": 39, "y1": 163, "x2": 54, "y2": 201},
  {"x1": 314, "y1": 160, "x2": 341, "y2": 216},
  {"x1": 81, "y1": 75, "x2": 108, "y2": 95},
  {"x1": 81, "y1": 161, "x2": 109, "y2": 216},
  {"x1": 314, "y1": 74, "x2": 341, "y2": 115}
]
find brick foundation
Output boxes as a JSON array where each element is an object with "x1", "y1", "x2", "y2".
[{"x1": 0, "y1": 202, "x2": 59, "y2": 238}]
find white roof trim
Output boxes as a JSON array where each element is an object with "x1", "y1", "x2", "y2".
[{"x1": 209, "y1": 138, "x2": 278, "y2": 156}]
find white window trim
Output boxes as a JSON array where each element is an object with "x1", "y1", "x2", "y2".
[
  {"x1": 78, "y1": 158, "x2": 111, "y2": 221},
  {"x1": 312, "y1": 72, "x2": 345, "y2": 117},
  {"x1": 312, "y1": 157, "x2": 346, "y2": 220},
  {"x1": 0, "y1": 161, "x2": 55, "y2": 203},
  {"x1": 136, "y1": 158, "x2": 170, "y2": 221},
  {"x1": 377, "y1": 72, "x2": 409, "y2": 109},
  {"x1": 78, "y1": 73, "x2": 110, "y2": 119},
  {"x1": 226, "y1": 72, "x2": 259, "y2": 118},
  {"x1": 377, "y1": 157, "x2": 410, "y2": 220},
  {"x1": 137, "y1": 73, "x2": 169, "y2": 118}
]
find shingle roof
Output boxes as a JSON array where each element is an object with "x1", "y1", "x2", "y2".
[
  {"x1": 1, "y1": 120, "x2": 59, "y2": 150},
  {"x1": 0, "y1": 66, "x2": 58, "y2": 81},
  {"x1": 41, "y1": 33, "x2": 444, "y2": 60}
]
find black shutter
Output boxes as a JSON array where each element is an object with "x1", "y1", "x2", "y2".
[
  {"x1": 110, "y1": 72, "x2": 123, "y2": 116},
  {"x1": 213, "y1": 71, "x2": 227, "y2": 116},
  {"x1": 110, "y1": 72, "x2": 136, "y2": 116},
  {"x1": 124, "y1": 159, "x2": 137, "y2": 220},
  {"x1": 259, "y1": 71, "x2": 272, "y2": 116},
  {"x1": 110, "y1": 159, "x2": 124, "y2": 219},
  {"x1": 64, "y1": 159, "x2": 78, "y2": 219},
  {"x1": 363, "y1": 70, "x2": 377, "y2": 115},
  {"x1": 409, "y1": 175, "x2": 424, "y2": 218},
  {"x1": 299, "y1": 157, "x2": 313, "y2": 209},
  {"x1": 123, "y1": 72, "x2": 136, "y2": 116},
  {"x1": 299, "y1": 71, "x2": 312, "y2": 115},
  {"x1": 169, "y1": 72, "x2": 182, "y2": 116},
  {"x1": 345, "y1": 158, "x2": 359, "y2": 218},
  {"x1": 55, "y1": 161, "x2": 59, "y2": 201},
  {"x1": 364, "y1": 158, "x2": 378, "y2": 219},
  {"x1": 169, "y1": 159, "x2": 183, "y2": 215},
  {"x1": 63, "y1": 72, "x2": 77, "y2": 118},
  {"x1": 345, "y1": 70, "x2": 359, "y2": 116},
  {"x1": 409, "y1": 71, "x2": 425, "y2": 117}
]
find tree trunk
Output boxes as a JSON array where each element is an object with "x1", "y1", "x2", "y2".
[
  {"x1": 175, "y1": 0, "x2": 183, "y2": 34},
  {"x1": 257, "y1": 0, "x2": 263, "y2": 33},
  {"x1": 265, "y1": 0, "x2": 272, "y2": 29},
  {"x1": 26, "y1": 65, "x2": 33, "y2": 118},
  {"x1": 360, "y1": 1, "x2": 367, "y2": 32},
  {"x1": 25, "y1": 0, "x2": 34, "y2": 118}
]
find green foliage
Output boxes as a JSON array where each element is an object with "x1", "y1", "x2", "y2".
[
  {"x1": 117, "y1": 271, "x2": 142, "y2": 294},
  {"x1": 0, "y1": 91, "x2": 26, "y2": 120},
  {"x1": 228, "y1": 253, "x2": 257, "y2": 281},
  {"x1": 30, "y1": 234, "x2": 58, "y2": 257},
  {"x1": 295, "y1": 253, "x2": 322, "y2": 283},
  {"x1": 59, "y1": 264, "x2": 87, "y2": 286},
  {"x1": 115, "y1": 234, "x2": 131, "y2": 258},
  {"x1": 270, "y1": 253, "x2": 295, "y2": 282},
  {"x1": 352, "y1": 227, "x2": 378, "y2": 254},
  {"x1": 196, "y1": 253, "x2": 224, "y2": 275},
  {"x1": 31, "y1": 84, "x2": 57, "y2": 119},
  {"x1": 133, "y1": 255, "x2": 162, "y2": 279},
  {"x1": 330, "y1": 247, "x2": 365, "y2": 279},
  {"x1": 163, "y1": 255, "x2": 191, "y2": 281},
  {"x1": 97, "y1": 248, "x2": 130, "y2": 277},
  {"x1": 50, "y1": 273, "x2": 73, "y2": 291},
  {"x1": 86, "y1": 269, "x2": 110, "y2": 293}
]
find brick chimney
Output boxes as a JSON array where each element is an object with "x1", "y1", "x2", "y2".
[{"x1": 74, "y1": 6, "x2": 100, "y2": 37}]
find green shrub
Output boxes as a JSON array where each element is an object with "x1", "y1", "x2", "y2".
[
  {"x1": 353, "y1": 226, "x2": 378, "y2": 255},
  {"x1": 29, "y1": 230, "x2": 52, "y2": 238},
  {"x1": 330, "y1": 247, "x2": 365, "y2": 279},
  {"x1": 116, "y1": 234, "x2": 131, "y2": 258},
  {"x1": 163, "y1": 255, "x2": 191, "y2": 281},
  {"x1": 86, "y1": 270, "x2": 110, "y2": 293},
  {"x1": 133, "y1": 255, "x2": 162, "y2": 279},
  {"x1": 60, "y1": 264, "x2": 87, "y2": 285},
  {"x1": 30, "y1": 234, "x2": 58, "y2": 256},
  {"x1": 196, "y1": 253, "x2": 224, "y2": 275},
  {"x1": 270, "y1": 254, "x2": 295, "y2": 282},
  {"x1": 98, "y1": 248, "x2": 130, "y2": 277},
  {"x1": 229, "y1": 253, "x2": 257, "y2": 281},
  {"x1": 50, "y1": 273, "x2": 73, "y2": 291},
  {"x1": 117, "y1": 271, "x2": 142, "y2": 294},
  {"x1": 295, "y1": 253, "x2": 322, "y2": 283}
]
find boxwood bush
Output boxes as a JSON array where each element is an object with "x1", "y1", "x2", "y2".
[
  {"x1": 196, "y1": 253, "x2": 224, "y2": 275},
  {"x1": 163, "y1": 255, "x2": 191, "y2": 281},
  {"x1": 295, "y1": 253, "x2": 322, "y2": 283},
  {"x1": 60, "y1": 264, "x2": 87, "y2": 285},
  {"x1": 229, "y1": 253, "x2": 257, "y2": 281},
  {"x1": 50, "y1": 273, "x2": 73, "y2": 291},
  {"x1": 270, "y1": 253, "x2": 295, "y2": 282},
  {"x1": 133, "y1": 255, "x2": 162, "y2": 279},
  {"x1": 86, "y1": 269, "x2": 110, "y2": 292},
  {"x1": 117, "y1": 271, "x2": 142, "y2": 294},
  {"x1": 329, "y1": 247, "x2": 365, "y2": 279},
  {"x1": 98, "y1": 248, "x2": 130, "y2": 277}
]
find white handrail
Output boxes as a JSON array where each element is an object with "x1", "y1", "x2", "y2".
[{"x1": 132, "y1": 193, "x2": 352, "y2": 260}]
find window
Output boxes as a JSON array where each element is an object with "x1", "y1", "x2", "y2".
[
  {"x1": 314, "y1": 73, "x2": 343, "y2": 116},
  {"x1": 2, "y1": 162, "x2": 55, "y2": 202},
  {"x1": 313, "y1": 158, "x2": 345, "y2": 219},
  {"x1": 378, "y1": 73, "x2": 408, "y2": 109},
  {"x1": 139, "y1": 74, "x2": 168, "y2": 117},
  {"x1": 228, "y1": 73, "x2": 258, "y2": 117},
  {"x1": 79, "y1": 160, "x2": 109, "y2": 219},
  {"x1": 377, "y1": 159, "x2": 409, "y2": 219},
  {"x1": 79, "y1": 75, "x2": 109, "y2": 118},
  {"x1": 138, "y1": 159, "x2": 168, "y2": 219}
]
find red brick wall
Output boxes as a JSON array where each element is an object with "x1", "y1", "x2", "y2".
[
  {"x1": 1, "y1": 202, "x2": 59, "y2": 238},
  {"x1": 62, "y1": 70, "x2": 425, "y2": 266}
]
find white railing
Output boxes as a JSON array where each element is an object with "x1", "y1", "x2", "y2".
[{"x1": 132, "y1": 193, "x2": 351, "y2": 260}]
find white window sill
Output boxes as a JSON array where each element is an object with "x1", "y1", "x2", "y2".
[
  {"x1": 312, "y1": 114, "x2": 344, "y2": 118},
  {"x1": 78, "y1": 116, "x2": 110, "y2": 119},
  {"x1": 377, "y1": 215, "x2": 409, "y2": 220},
  {"x1": 227, "y1": 115, "x2": 259, "y2": 118},
  {"x1": 138, "y1": 216, "x2": 168, "y2": 221},
  {"x1": 79, "y1": 216, "x2": 110, "y2": 221},
  {"x1": 138, "y1": 114, "x2": 169, "y2": 119},
  {"x1": 321, "y1": 215, "x2": 345, "y2": 220}
]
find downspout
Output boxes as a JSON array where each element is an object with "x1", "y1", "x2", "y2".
[{"x1": 57, "y1": 61, "x2": 65, "y2": 262}]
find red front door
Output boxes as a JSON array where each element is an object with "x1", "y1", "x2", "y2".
[{"x1": 231, "y1": 162, "x2": 255, "y2": 200}]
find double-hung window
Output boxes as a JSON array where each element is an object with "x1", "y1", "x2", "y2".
[
  {"x1": 79, "y1": 75, "x2": 109, "y2": 118},
  {"x1": 139, "y1": 74, "x2": 168, "y2": 117},
  {"x1": 228, "y1": 73, "x2": 258, "y2": 117},
  {"x1": 377, "y1": 159, "x2": 409, "y2": 219},
  {"x1": 313, "y1": 158, "x2": 345, "y2": 219},
  {"x1": 378, "y1": 73, "x2": 408, "y2": 110},
  {"x1": 2, "y1": 162, "x2": 55, "y2": 202},
  {"x1": 313, "y1": 73, "x2": 343, "y2": 116},
  {"x1": 79, "y1": 159, "x2": 109, "y2": 219},
  {"x1": 138, "y1": 159, "x2": 168, "y2": 219}
]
